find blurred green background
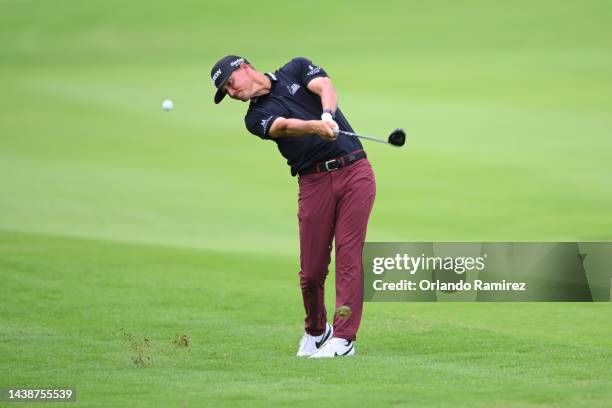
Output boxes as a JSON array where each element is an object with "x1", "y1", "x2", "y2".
[
  {"x1": 2, "y1": 0, "x2": 611, "y2": 251},
  {"x1": 1, "y1": 1, "x2": 611, "y2": 406}
]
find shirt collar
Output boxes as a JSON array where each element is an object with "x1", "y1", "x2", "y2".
[
  {"x1": 251, "y1": 72, "x2": 278, "y2": 103},
  {"x1": 265, "y1": 72, "x2": 278, "y2": 82}
]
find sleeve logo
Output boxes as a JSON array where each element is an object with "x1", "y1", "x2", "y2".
[
  {"x1": 260, "y1": 116, "x2": 273, "y2": 133},
  {"x1": 306, "y1": 64, "x2": 321, "y2": 76}
]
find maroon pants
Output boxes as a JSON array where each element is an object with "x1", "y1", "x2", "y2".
[{"x1": 297, "y1": 158, "x2": 376, "y2": 341}]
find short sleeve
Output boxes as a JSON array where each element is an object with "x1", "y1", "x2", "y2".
[
  {"x1": 245, "y1": 101, "x2": 288, "y2": 139},
  {"x1": 288, "y1": 57, "x2": 329, "y2": 86}
]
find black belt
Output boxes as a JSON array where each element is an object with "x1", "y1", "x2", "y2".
[{"x1": 298, "y1": 150, "x2": 367, "y2": 176}]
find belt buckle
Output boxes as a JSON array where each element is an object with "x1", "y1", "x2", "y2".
[{"x1": 324, "y1": 159, "x2": 340, "y2": 172}]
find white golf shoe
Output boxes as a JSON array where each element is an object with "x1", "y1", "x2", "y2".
[
  {"x1": 310, "y1": 337, "x2": 355, "y2": 358},
  {"x1": 296, "y1": 323, "x2": 333, "y2": 357}
]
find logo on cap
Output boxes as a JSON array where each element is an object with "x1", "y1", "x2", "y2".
[
  {"x1": 230, "y1": 58, "x2": 244, "y2": 67},
  {"x1": 212, "y1": 68, "x2": 222, "y2": 84}
]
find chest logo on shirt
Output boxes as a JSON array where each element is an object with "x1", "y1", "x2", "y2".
[
  {"x1": 287, "y1": 83, "x2": 301, "y2": 95},
  {"x1": 306, "y1": 64, "x2": 321, "y2": 76}
]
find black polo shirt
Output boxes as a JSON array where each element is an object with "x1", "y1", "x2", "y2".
[{"x1": 244, "y1": 57, "x2": 363, "y2": 176}]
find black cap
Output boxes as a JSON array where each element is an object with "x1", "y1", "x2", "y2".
[{"x1": 210, "y1": 55, "x2": 249, "y2": 104}]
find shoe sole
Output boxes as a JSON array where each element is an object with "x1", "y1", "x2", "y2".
[{"x1": 310, "y1": 342, "x2": 356, "y2": 359}]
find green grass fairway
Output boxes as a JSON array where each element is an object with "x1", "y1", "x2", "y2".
[
  {"x1": 2, "y1": 231, "x2": 611, "y2": 407},
  {"x1": 1, "y1": 0, "x2": 612, "y2": 406}
]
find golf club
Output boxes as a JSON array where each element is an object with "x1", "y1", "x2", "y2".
[{"x1": 337, "y1": 128, "x2": 406, "y2": 147}]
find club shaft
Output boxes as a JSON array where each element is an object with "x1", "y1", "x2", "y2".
[{"x1": 337, "y1": 130, "x2": 388, "y2": 144}]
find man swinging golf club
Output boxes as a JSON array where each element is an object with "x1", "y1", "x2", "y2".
[{"x1": 211, "y1": 55, "x2": 376, "y2": 358}]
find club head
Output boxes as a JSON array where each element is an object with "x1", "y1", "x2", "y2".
[{"x1": 388, "y1": 128, "x2": 406, "y2": 147}]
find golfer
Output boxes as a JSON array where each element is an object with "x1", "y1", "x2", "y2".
[{"x1": 211, "y1": 55, "x2": 376, "y2": 358}]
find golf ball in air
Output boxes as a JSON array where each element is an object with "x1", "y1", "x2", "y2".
[{"x1": 162, "y1": 99, "x2": 174, "y2": 111}]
